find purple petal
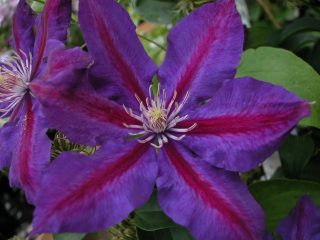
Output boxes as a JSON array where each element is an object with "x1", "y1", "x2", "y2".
[
  {"x1": 8, "y1": 95, "x2": 51, "y2": 203},
  {"x1": 277, "y1": 195, "x2": 320, "y2": 240},
  {"x1": 30, "y1": 48, "x2": 134, "y2": 146},
  {"x1": 0, "y1": 122, "x2": 18, "y2": 169},
  {"x1": 159, "y1": 0, "x2": 243, "y2": 109},
  {"x1": 11, "y1": 0, "x2": 36, "y2": 56},
  {"x1": 156, "y1": 143, "x2": 265, "y2": 240},
  {"x1": 177, "y1": 77, "x2": 310, "y2": 171},
  {"x1": 38, "y1": 46, "x2": 93, "y2": 82},
  {"x1": 32, "y1": 0, "x2": 71, "y2": 77},
  {"x1": 32, "y1": 142, "x2": 157, "y2": 234},
  {"x1": 79, "y1": 0, "x2": 157, "y2": 108}
]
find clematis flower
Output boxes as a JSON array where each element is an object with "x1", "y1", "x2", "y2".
[
  {"x1": 30, "y1": 0, "x2": 310, "y2": 239},
  {"x1": 276, "y1": 195, "x2": 320, "y2": 240},
  {"x1": 0, "y1": 0, "x2": 71, "y2": 202}
]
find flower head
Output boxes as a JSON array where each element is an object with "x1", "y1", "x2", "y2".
[
  {"x1": 0, "y1": 0, "x2": 72, "y2": 202},
  {"x1": 31, "y1": 0, "x2": 310, "y2": 239},
  {"x1": 124, "y1": 85, "x2": 197, "y2": 148}
]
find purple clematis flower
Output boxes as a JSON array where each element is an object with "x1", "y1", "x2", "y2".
[
  {"x1": 30, "y1": 0, "x2": 310, "y2": 239},
  {"x1": 276, "y1": 195, "x2": 320, "y2": 240},
  {"x1": 0, "y1": 0, "x2": 71, "y2": 202}
]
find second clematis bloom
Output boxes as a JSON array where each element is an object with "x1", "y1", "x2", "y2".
[
  {"x1": 0, "y1": 0, "x2": 71, "y2": 202},
  {"x1": 31, "y1": 0, "x2": 310, "y2": 239},
  {"x1": 276, "y1": 195, "x2": 320, "y2": 240}
]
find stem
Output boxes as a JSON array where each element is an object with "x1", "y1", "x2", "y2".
[
  {"x1": 32, "y1": 0, "x2": 45, "y2": 4},
  {"x1": 256, "y1": 0, "x2": 281, "y2": 29},
  {"x1": 138, "y1": 34, "x2": 166, "y2": 51},
  {"x1": 80, "y1": 43, "x2": 87, "y2": 49}
]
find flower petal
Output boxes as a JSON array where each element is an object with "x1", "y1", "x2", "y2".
[
  {"x1": 156, "y1": 143, "x2": 265, "y2": 240},
  {"x1": 0, "y1": 122, "x2": 18, "y2": 169},
  {"x1": 277, "y1": 195, "x2": 320, "y2": 240},
  {"x1": 8, "y1": 95, "x2": 51, "y2": 203},
  {"x1": 31, "y1": 47, "x2": 134, "y2": 146},
  {"x1": 32, "y1": 0, "x2": 71, "y2": 77},
  {"x1": 11, "y1": 0, "x2": 36, "y2": 56},
  {"x1": 79, "y1": 0, "x2": 157, "y2": 108},
  {"x1": 32, "y1": 142, "x2": 156, "y2": 234},
  {"x1": 159, "y1": 0, "x2": 243, "y2": 109},
  {"x1": 177, "y1": 77, "x2": 310, "y2": 171}
]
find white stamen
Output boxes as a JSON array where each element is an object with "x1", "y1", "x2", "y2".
[
  {"x1": 0, "y1": 50, "x2": 32, "y2": 118},
  {"x1": 123, "y1": 85, "x2": 196, "y2": 148}
]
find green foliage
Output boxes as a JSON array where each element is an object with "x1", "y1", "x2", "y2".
[
  {"x1": 133, "y1": 192, "x2": 193, "y2": 239},
  {"x1": 132, "y1": 0, "x2": 179, "y2": 24},
  {"x1": 133, "y1": 193, "x2": 176, "y2": 231},
  {"x1": 250, "y1": 179, "x2": 320, "y2": 232},
  {"x1": 51, "y1": 132, "x2": 97, "y2": 160},
  {"x1": 137, "y1": 227, "x2": 193, "y2": 240},
  {"x1": 54, "y1": 233, "x2": 86, "y2": 240},
  {"x1": 237, "y1": 47, "x2": 320, "y2": 128},
  {"x1": 279, "y1": 134, "x2": 315, "y2": 178}
]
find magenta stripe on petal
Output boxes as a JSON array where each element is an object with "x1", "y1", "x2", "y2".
[
  {"x1": 12, "y1": 0, "x2": 35, "y2": 56},
  {"x1": 17, "y1": 95, "x2": 35, "y2": 192},
  {"x1": 49, "y1": 144, "x2": 148, "y2": 214},
  {"x1": 173, "y1": 2, "x2": 231, "y2": 102},
  {"x1": 159, "y1": 0, "x2": 243, "y2": 109},
  {"x1": 32, "y1": 0, "x2": 71, "y2": 77},
  {"x1": 164, "y1": 144, "x2": 255, "y2": 238},
  {"x1": 32, "y1": 8, "x2": 48, "y2": 77},
  {"x1": 9, "y1": 95, "x2": 51, "y2": 202},
  {"x1": 178, "y1": 105, "x2": 309, "y2": 136},
  {"x1": 174, "y1": 77, "x2": 310, "y2": 171},
  {"x1": 82, "y1": 0, "x2": 148, "y2": 101},
  {"x1": 32, "y1": 143, "x2": 153, "y2": 233},
  {"x1": 31, "y1": 81, "x2": 138, "y2": 127}
]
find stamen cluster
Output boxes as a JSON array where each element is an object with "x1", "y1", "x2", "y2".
[
  {"x1": 124, "y1": 85, "x2": 196, "y2": 148},
  {"x1": 0, "y1": 51, "x2": 32, "y2": 117}
]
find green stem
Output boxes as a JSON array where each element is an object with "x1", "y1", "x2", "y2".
[
  {"x1": 138, "y1": 34, "x2": 166, "y2": 51},
  {"x1": 32, "y1": 0, "x2": 45, "y2": 4}
]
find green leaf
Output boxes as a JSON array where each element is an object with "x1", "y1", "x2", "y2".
[
  {"x1": 137, "y1": 228, "x2": 174, "y2": 240},
  {"x1": 301, "y1": 157, "x2": 320, "y2": 182},
  {"x1": 133, "y1": 193, "x2": 176, "y2": 231},
  {"x1": 245, "y1": 22, "x2": 275, "y2": 49},
  {"x1": 279, "y1": 135, "x2": 315, "y2": 178},
  {"x1": 236, "y1": 47, "x2": 320, "y2": 128},
  {"x1": 249, "y1": 179, "x2": 320, "y2": 231},
  {"x1": 279, "y1": 17, "x2": 320, "y2": 43},
  {"x1": 169, "y1": 227, "x2": 193, "y2": 240},
  {"x1": 137, "y1": 227, "x2": 193, "y2": 240},
  {"x1": 53, "y1": 233, "x2": 86, "y2": 240},
  {"x1": 30, "y1": 1, "x2": 45, "y2": 13},
  {"x1": 133, "y1": 0, "x2": 179, "y2": 24}
]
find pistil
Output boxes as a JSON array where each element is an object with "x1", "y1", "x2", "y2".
[
  {"x1": 123, "y1": 85, "x2": 196, "y2": 148},
  {"x1": 0, "y1": 51, "x2": 32, "y2": 118}
]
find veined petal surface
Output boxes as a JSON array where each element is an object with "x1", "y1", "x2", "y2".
[
  {"x1": 156, "y1": 142, "x2": 265, "y2": 240},
  {"x1": 32, "y1": 0, "x2": 71, "y2": 77},
  {"x1": 9, "y1": 95, "x2": 51, "y2": 203},
  {"x1": 159, "y1": 0, "x2": 244, "y2": 110},
  {"x1": 79, "y1": 0, "x2": 157, "y2": 109},
  {"x1": 177, "y1": 77, "x2": 310, "y2": 171},
  {"x1": 31, "y1": 47, "x2": 133, "y2": 146},
  {"x1": 32, "y1": 141, "x2": 157, "y2": 234},
  {"x1": 11, "y1": 0, "x2": 35, "y2": 56},
  {"x1": 0, "y1": 122, "x2": 18, "y2": 169}
]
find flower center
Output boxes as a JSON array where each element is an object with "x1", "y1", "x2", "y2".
[
  {"x1": 123, "y1": 85, "x2": 196, "y2": 148},
  {"x1": 0, "y1": 51, "x2": 32, "y2": 118}
]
